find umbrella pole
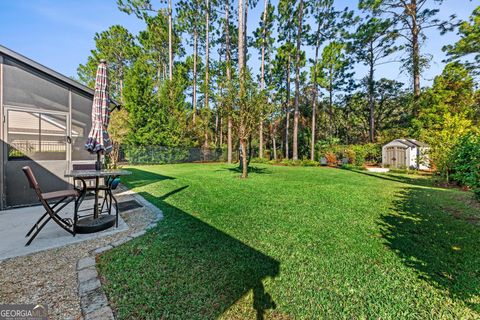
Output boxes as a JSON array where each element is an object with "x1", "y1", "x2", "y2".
[
  {"x1": 95, "y1": 152, "x2": 101, "y2": 171},
  {"x1": 94, "y1": 152, "x2": 101, "y2": 218}
]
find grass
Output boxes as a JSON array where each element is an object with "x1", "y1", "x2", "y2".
[{"x1": 97, "y1": 163, "x2": 480, "y2": 319}]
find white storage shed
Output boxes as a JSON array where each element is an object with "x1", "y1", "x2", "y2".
[{"x1": 382, "y1": 139, "x2": 429, "y2": 170}]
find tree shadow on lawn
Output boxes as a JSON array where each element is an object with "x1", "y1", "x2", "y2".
[
  {"x1": 381, "y1": 186, "x2": 480, "y2": 313},
  {"x1": 120, "y1": 167, "x2": 175, "y2": 189},
  {"x1": 99, "y1": 185, "x2": 280, "y2": 320},
  {"x1": 351, "y1": 169, "x2": 434, "y2": 187},
  {"x1": 225, "y1": 166, "x2": 273, "y2": 175}
]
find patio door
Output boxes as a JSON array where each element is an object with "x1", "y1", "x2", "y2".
[{"x1": 4, "y1": 107, "x2": 71, "y2": 207}]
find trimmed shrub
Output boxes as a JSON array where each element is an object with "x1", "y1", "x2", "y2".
[
  {"x1": 451, "y1": 133, "x2": 480, "y2": 190},
  {"x1": 351, "y1": 145, "x2": 366, "y2": 166},
  {"x1": 316, "y1": 141, "x2": 381, "y2": 166},
  {"x1": 340, "y1": 164, "x2": 366, "y2": 171},
  {"x1": 250, "y1": 157, "x2": 269, "y2": 164},
  {"x1": 301, "y1": 159, "x2": 319, "y2": 167},
  {"x1": 474, "y1": 189, "x2": 480, "y2": 201},
  {"x1": 342, "y1": 148, "x2": 356, "y2": 164}
]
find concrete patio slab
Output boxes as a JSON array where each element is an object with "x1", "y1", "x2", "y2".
[{"x1": 0, "y1": 198, "x2": 128, "y2": 261}]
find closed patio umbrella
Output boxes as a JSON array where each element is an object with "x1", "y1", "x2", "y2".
[{"x1": 85, "y1": 59, "x2": 112, "y2": 169}]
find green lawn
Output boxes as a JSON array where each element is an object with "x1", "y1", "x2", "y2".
[{"x1": 97, "y1": 163, "x2": 480, "y2": 319}]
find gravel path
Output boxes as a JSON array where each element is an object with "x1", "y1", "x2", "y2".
[{"x1": 0, "y1": 191, "x2": 156, "y2": 320}]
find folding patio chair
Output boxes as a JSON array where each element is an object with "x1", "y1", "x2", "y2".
[{"x1": 22, "y1": 166, "x2": 79, "y2": 246}]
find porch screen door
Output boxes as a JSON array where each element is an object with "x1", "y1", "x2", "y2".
[{"x1": 4, "y1": 108, "x2": 70, "y2": 207}]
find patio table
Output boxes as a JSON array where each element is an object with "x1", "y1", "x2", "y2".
[{"x1": 64, "y1": 169, "x2": 131, "y2": 233}]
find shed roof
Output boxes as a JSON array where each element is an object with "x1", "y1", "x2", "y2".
[
  {"x1": 384, "y1": 139, "x2": 428, "y2": 148},
  {"x1": 0, "y1": 45, "x2": 120, "y2": 107},
  {"x1": 405, "y1": 139, "x2": 428, "y2": 147}
]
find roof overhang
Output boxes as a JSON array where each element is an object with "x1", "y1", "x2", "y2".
[{"x1": 0, "y1": 44, "x2": 121, "y2": 109}]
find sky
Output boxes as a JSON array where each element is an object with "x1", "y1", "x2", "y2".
[{"x1": 0, "y1": 0, "x2": 477, "y2": 89}]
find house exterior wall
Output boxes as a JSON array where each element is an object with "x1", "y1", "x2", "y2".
[
  {"x1": 0, "y1": 53, "x2": 95, "y2": 209},
  {"x1": 0, "y1": 54, "x2": 4, "y2": 209}
]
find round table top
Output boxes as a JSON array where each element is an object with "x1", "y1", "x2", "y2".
[{"x1": 64, "y1": 169, "x2": 131, "y2": 178}]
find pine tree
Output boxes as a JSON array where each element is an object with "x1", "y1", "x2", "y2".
[
  {"x1": 278, "y1": 0, "x2": 298, "y2": 159},
  {"x1": 292, "y1": 0, "x2": 306, "y2": 160},
  {"x1": 253, "y1": 1, "x2": 275, "y2": 158},
  {"x1": 359, "y1": 0, "x2": 455, "y2": 115},
  {"x1": 77, "y1": 25, "x2": 138, "y2": 166},
  {"x1": 443, "y1": 6, "x2": 480, "y2": 74},
  {"x1": 177, "y1": 0, "x2": 205, "y2": 124},
  {"x1": 315, "y1": 41, "x2": 352, "y2": 137},
  {"x1": 308, "y1": 0, "x2": 349, "y2": 160},
  {"x1": 348, "y1": 16, "x2": 399, "y2": 142},
  {"x1": 117, "y1": 0, "x2": 174, "y2": 80}
]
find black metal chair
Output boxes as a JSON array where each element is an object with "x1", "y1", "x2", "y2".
[{"x1": 22, "y1": 166, "x2": 79, "y2": 246}]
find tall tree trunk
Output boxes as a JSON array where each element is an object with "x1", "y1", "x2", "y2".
[
  {"x1": 310, "y1": 19, "x2": 321, "y2": 161},
  {"x1": 238, "y1": 0, "x2": 247, "y2": 178},
  {"x1": 412, "y1": 21, "x2": 420, "y2": 115},
  {"x1": 406, "y1": 0, "x2": 421, "y2": 115},
  {"x1": 272, "y1": 124, "x2": 277, "y2": 160},
  {"x1": 215, "y1": 112, "x2": 219, "y2": 146},
  {"x1": 292, "y1": 0, "x2": 304, "y2": 160},
  {"x1": 204, "y1": 132, "x2": 209, "y2": 154},
  {"x1": 119, "y1": 78, "x2": 124, "y2": 104},
  {"x1": 244, "y1": 0, "x2": 248, "y2": 69},
  {"x1": 203, "y1": 0, "x2": 210, "y2": 151},
  {"x1": 193, "y1": 28, "x2": 198, "y2": 124},
  {"x1": 219, "y1": 116, "x2": 223, "y2": 146},
  {"x1": 225, "y1": 0, "x2": 233, "y2": 163},
  {"x1": 240, "y1": 136, "x2": 248, "y2": 178},
  {"x1": 328, "y1": 67, "x2": 333, "y2": 137},
  {"x1": 205, "y1": 0, "x2": 210, "y2": 110},
  {"x1": 259, "y1": 0, "x2": 268, "y2": 159},
  {"x1": 285, "y1": 54, "x2": 291, "y2": 159},
  {"x1": 259, "y1": 123, "x2": 263, "y2": 158},
  {"x1": 368, "y1": 45, "x2": 375, "y2": 143},
  {"x1": 310, "y1": 91, "x2": 317, "y2": 160},
  {"x1": 228, "y1": 117, "x2": 232, "y2": 162},
  {"x1": 168, "y1": 0, "x2": 173, "y2": 80},
  {"x1": 238, "y1": 0, "x2": 245, "y2": 91}
]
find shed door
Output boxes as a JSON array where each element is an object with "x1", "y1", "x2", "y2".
[
  {"x1": 4, "y1": 108, "x2": 71, "y2": 207},
  {"x1": 386, "y1": 146, "x2": 406, "y2": 168},
  {"x1": 396, "y1": 147, "x2": 406, "y2": 167}
]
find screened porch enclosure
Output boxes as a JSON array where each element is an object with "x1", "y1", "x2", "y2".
[{"x1": 0, "y1": 45, "x2": 98, "y2": 209}]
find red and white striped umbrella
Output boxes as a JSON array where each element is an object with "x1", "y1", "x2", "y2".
[{"x1": 85, "y1": 60, "x2": 112, "y2": 154}]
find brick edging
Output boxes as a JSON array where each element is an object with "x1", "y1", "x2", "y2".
[{"x1": 76, "y1": 189, "x2": 163, "y2": 319}]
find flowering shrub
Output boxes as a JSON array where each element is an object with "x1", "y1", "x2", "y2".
[{"x1": 325, "y1": 152, "x2": 337, "y2": 166}]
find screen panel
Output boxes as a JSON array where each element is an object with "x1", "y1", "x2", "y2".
[
  {"x1": 71, "y1": 90, "x2": 95, "y2": 161},
  {"x1": 3, "y1": 57, "x2": 69, "y2": 113},
  {"x1": 7, "y1": 110, "x2": 67, "y2": 161}
]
